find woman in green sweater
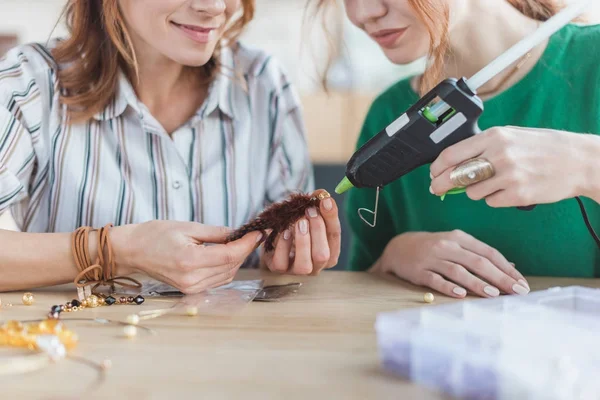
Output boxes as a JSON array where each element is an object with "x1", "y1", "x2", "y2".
[{"x1": 314, "y1": 0, "x2": 600, "y2": 298}]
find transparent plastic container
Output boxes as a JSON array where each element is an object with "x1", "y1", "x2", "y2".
[{"x1": 375, "y1": 286, "x2": 600, "y2": 400}]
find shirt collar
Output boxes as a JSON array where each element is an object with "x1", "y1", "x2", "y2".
[{"x1": 94, "y1": 49, "x2": 241, "y2": 122}]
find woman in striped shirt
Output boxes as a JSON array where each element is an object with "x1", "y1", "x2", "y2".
[{"x1": 0, "y1": 0, "x2": 341, "y2": 293}]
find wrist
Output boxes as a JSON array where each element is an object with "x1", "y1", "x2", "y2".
[
  {"x1": 576, "y1": 134, "x2": 600, "y2": 201},
  {"x1": 110, "y1": 224, "x2": 137, "y2": 276}
]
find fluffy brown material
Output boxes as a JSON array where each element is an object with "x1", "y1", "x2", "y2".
[{"x1": 226, "y1": 191, "x2": 330, "y2": 252}]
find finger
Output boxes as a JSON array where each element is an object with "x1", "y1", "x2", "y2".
[
  {"x1": 306, "y1": 208, "x2": 329, "y2": 273},
  {"x1": 453, "y1": 230, "x2": 529, "y2": 287},
  {"x1": 291, "y1": 218, "x2": 313, "y2": 275},
  {"x1": 433, "y1": 261, "x2": 502, "y2": 298},
  {"x1": 420, "y1": 271, "x2": 467, "y2": 299},
  {"x1": 185, "y1": 223, "x2": 234, "y2": 243},
  {"x1": 181, "y1": 264, "x2": 241, "y2": 294},
  {"x1": 270, "y1": 229, "x2": 293, "y2": 273},
  {"x1": 444, "y1": 242, "x2": 528, "y2": 296},
  {"x1": 319, "y1": 195, "x2": 341, "y2": 269},
  {"x1": 430, "y1": 134, "x2": 488, "y2": 177},
  {"x1": 198, "y1": 231, "x2": 263, "y2": 267}
]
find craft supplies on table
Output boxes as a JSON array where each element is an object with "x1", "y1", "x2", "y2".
[{"x1": 376, "y1": 286, "x2": 600, "y2": 400}]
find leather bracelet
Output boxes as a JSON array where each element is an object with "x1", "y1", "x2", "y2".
[{"x1": 71, "y1": 223, "x2": 142, "y2": 296}]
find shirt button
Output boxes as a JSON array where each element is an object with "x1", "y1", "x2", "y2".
[{"x1": 172, "y1": 180, "x2": 182, "y2": 190}]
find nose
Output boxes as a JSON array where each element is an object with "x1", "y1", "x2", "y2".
[
  {"x1": 190, "y1": 0, "x2": 227, "y2": 16},
  {"x1": 352, "y1": 0, "x2": 387, "y2": 24}
]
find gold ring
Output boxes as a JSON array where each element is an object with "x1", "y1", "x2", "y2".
[{"x1": 450, "y1": 158, "x2": 495, "y2": 188}]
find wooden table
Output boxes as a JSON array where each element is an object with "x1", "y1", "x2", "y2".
[{"x1": 2, "y1": 271, "x2": 600, "y2": 400}]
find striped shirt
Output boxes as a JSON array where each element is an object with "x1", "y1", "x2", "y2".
[{"x1": 0, "y1": 41, "x2": 314, "y2": 237}]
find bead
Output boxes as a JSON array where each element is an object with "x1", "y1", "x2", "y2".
[
  {"x1": 71, "y1": 299, "x2": 81, "y2": 307},
  {"x1": 185, "y1": 307, "x2": 199, "y2": 316},
  {"x1": 22, "y1": 292, "x2": 35, "y2": 306},
  {"x1": 99, "y1": 297, "x2": 105, "y2": 306},
  {"x1": 126, "y1": 314, "x2": 140, "y2": 325},
  {"x1": 51, "y1": 305, "x2": 62, "y2": 314},
  {"x1": 58, "y1": 330, "x2": 79, "y2": 350},
  {"x1": 119, "y1": 297, "x2": 127, "y2": 304},
  {"x1": 4, "y1": 321, "x2": 23, "y2": 332},
  {"x1": 81, "y1": 299, "x2": 88, "y2": 307},
  {"x1": 47, "y1": 312, "x2": 60, "y2": 320},
  {"x1": 65, "y1": 302, "x2": 72, "y2": 308},
  {"x1": 123, "y1": 325, "x2": 137, "y2": 338},
  {"x1": 59, "y1": 305, "x2": 65, "y2": 312},
  {"x1": 72, "y1": 306, "x2": 79, "y2": 312},
  {"x1": 40, "y1": 319, "x2": 63, "y2": 334},
  {"x1": 134, "y1": 295, "x2": 145, "y2": 305},
  {"x1": 105, "y1": 296, "x2": 116, "y2": 306},
  {"x1": 88, "y1": 295, "x2": 99, "y2": 308},
  {"x1": 101, "y1": 359, "x2": 112, "y2": 370},
  {"x1": 127, "y1": 296, "x2": 134, "y2": 303},
  {"x1": 424, "y1": 293, "x2": 435, "y2": 303}
]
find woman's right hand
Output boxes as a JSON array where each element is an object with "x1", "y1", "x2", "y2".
[
  {"x1": 111, "y1": 221, "x2": 263, "y2": 294},
  {"x1": 373, "y1": 230, "x2": 530, "y2": 298}
]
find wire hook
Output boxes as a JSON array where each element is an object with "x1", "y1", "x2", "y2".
[{"x1": 358, "y1": 186, "x2": 380, "y2": 228}]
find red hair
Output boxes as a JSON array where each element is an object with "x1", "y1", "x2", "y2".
[{"x1": 308, "y1": 0, "x2": 565, "y2": 94}]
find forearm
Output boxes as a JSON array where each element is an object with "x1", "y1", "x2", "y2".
[{"x1": 0, "y1": 229, "x2": 97, "y2": 292}]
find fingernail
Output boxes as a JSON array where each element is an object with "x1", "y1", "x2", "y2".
[
  {"x1": 323, "y1": 198, "x2": 333, "y2": 211},
  {"x1": 429, "y1": 186, "x2": 434, "y2": 194},
  {"x1": 289, "y1": 249, "x2": 295, "y2": 258},
  {"x1": 518, "y1": 279, "x2": 530, "y2": 290},
  {"x1": 453, "y1": 287, "x2": 467, "y2": 297},
  {"x1": 512, "y1": 283, "x2": 530, "y2": 296},
  {"x1": 430, "y1": 172, "x2": 433, "y2": 179},
  {"x1": 283, "y1": 230, "x2": 291, "y2": 240},
  {"x1": 256, "y1": 232, "x2": 264, "y2": 242},
  {"x1": 484, "y1": 286, "x2": 500, "y2": 297},
  {"x1": 299, "y1": 219, "x2": 308, "y2": 235},
  {"x1": 307, "y1": 207, "x2": 318, "y2": 218}
]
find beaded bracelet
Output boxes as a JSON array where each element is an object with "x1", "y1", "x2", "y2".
[{"x1": 47, "y1": 293, "x2": 145, "y2": 319}]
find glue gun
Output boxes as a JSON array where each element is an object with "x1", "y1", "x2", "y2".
[{"x1": 334, "y1": 0, "x2": 591, "y2": 204}]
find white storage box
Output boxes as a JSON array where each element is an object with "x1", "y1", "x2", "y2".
[{"x1": 376, "y1": 286, "x2": 600, "y2": 400}]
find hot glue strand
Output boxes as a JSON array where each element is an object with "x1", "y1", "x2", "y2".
[{"x1": 226, "y1": 192, "x2": 330, "y2": 252}]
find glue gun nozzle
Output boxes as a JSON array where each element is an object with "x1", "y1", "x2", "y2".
[{"x1": 335, "y1": 177, "x2": 354, "y2": 194}]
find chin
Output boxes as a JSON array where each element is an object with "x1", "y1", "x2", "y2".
[
  {"x1": 171, "y1": 51, "x2": 216, "y2": 68},
  {"x1": 382, "y1": 49, "x2": 424, "y2": 66}
]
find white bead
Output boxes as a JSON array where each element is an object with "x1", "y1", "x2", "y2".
[
  {"x1": 126, "y1": 314, "x2": 140, "y2": 325},
  {"x1": 185, "y1": 306, "x2": 199, "y2": 316},
  {"x1": 123, "y1": 325, "x2": 137, "y2": 338},
  {"x1": 424, "y1": 293, "x2": 435, "y2": 303}
]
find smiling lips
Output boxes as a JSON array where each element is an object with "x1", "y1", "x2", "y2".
[
  {"x1": 370, "y1": 27, "x2": 408, "y2": 48},
  {"x1": 172, "y1": 22, "x2": 218, "y2": 44}
]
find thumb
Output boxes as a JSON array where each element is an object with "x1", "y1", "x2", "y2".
[{"x1": 184, "y1": 222, "x2": 233, "y2": 244}]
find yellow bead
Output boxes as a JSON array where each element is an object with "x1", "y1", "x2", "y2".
[
  {"x1": 59, "y1": 330, "x2": 79, "y2": 350},
  {"x1": 4, "y1": 321, "x2": 23, "y2": 332},
  {"x1": 185, "y1": 307, "x2": 199, "y2": 316},
  {"x1": 99, "y1": 297, "x2": 105, "y2": 306},
  {"x1": 88, "y1": 295, "x2": 99, "y2": 308},
  {"x1": 123, "y1": 325, "x2": 137, "y2": 339},
  {"x1": 81, "y1": 299, "x2": 89, "y2": 307},
  {"x1": 39, "y1": 319, "x2": 63, "y2": 334},
  {"x1": 22, "y1": 292, "x2": 35, "y2": 306},
  {"x1": 424, "y1": 293, "x2": 435, "y2": 303},
  {"x1": 126, "y1": 314, "x2": 140, "y2": 325}
]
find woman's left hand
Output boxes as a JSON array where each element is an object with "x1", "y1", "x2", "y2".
[
  {"x1": 261, "y1": 190, "x2": 342, "y2": 275},
  {"x1": 429, "y1": 126, "x2": 594, "y2": 208}
]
